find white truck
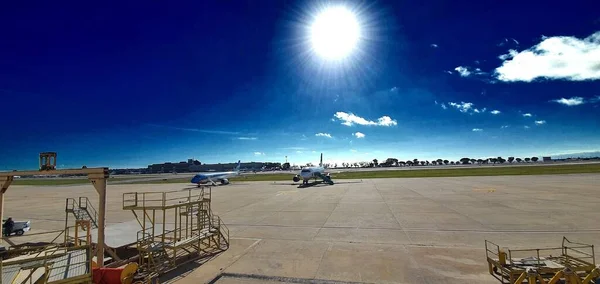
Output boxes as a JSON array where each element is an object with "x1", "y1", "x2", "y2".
[{"x1": 2, "y1": 219, "x2": 31, "y2": 236}]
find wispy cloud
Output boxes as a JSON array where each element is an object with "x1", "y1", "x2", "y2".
[
  {"x1": 315, "y1": 133, "x2": 332, "y2": 138},
  {"x1": 551, "y1": 97, "x2": 585, "y2": 106},
  {"x1": 498, "y1": 38, "x2": 519, "y2": 46},
  {"x1": 490, "y1": 110, "x2": 501, "y2": 115},
  {"x1": 494, "y1": 31, "x2": 600, "y2": 82},
  {"x1": 592, "y1": 96, "x2": 600, "y2": 103},
  {"x1": 430, "y1": 43, "x2": 438, "y2": 48},
  {"x1": 353, "y1": 132, "x2": 365, "y2": 138},
  {"x1": 473, "y1": 108, "x2": 487, "y2": 113},
  {"x1": 237, "y1": 137, "x2": 258, "y2": 140},
  {"x1": 501, "y1": 125, "x2": 509, "y2": 129},
  {"x1": 333, "y1": 112, "x2": 397, "y2": 127},
  {"x1": 350, "y1": 149, "x2": 358, "y2": 152},
  {"x1": 524, "y1": 125, "x2": 531, "y2": 129},
  {"x1": 454, "y1": 66, "x2": 486, "y2": 77},
  {"x1": 390, "y1": 86, "x2": 398, "y2": 92},
  {"x1": 472, "y1": 128, "x2": 483, "y2": 132},
  {"x1": 146, "y1": 124, "x2": 240, "y2": 135},
  {"x1": 455, "y1": 66, "x2": 471, "y2": 77},
  {"x1": 254, "y1": 152, "x2": 264, "y2": 156},
  {"x1": 523, "y1": 113, "x2": 533, "y2": 117},
  {"x1": 441, "y1": 103, "x2": 447, "y2": 110},
  {"x1": 296, "y1": 150, "x2": 303, "y2": 154},
  {"x1": 535, "y1": 120, "x2": 546, "y2": 125},
  {"x1": 444, "y1": 70, "x2": 453, "y2": 75},
  {"x1": 448, "y1": 102, "x2": 474, "y2": 113},
  {"x1": 279, "y1": 147, "x2": 305, "y2": 150}
]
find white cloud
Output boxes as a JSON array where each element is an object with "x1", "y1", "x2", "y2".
[
  {"x1": 454, "y1": 66, "x2": 486, "y2": 77},
  {"x1": 472, "y1": 128, "x2": 483, "y2": 132},
  {"x1": 448, "y1": 102, "x2": 474, "y2": 113},
  {"x1": 501, "y1": 125, "x2": 509, "y2": 129},
  {"x1": 390, "y1": 86, "x2": 398, "y2": 92},
  {"x1": 535, "y1": 120, "x2": 546, "y2": 125},
  {"x1": 551, "y1": 97, "x2": 585, "y2": 106},
  {"x1": 490, "y1": 110, "x2": 501, "y2": 115},
  {"x1": 238, "y1": 137, "x2": 257, "y2": 140},
  {"x1": 296, "y1": 150, "x2": 303, "y2": 154},
  {"x1": 473, "y1": 108, "x2": 487, "y2": 113},
  {"x1": 353, "y1": 132, "x2": 365, "y2": 138},
  {"x1": 333, "y1": 112, "x2": 397, "y2": 127},
  {"x1": 494, "y1": 31, "x2": 600, "y2": 82},
  {"x1": 444, "y1": 70, "x2": 453, "y2": 75},
  {"x1": 523, "y1": 113, "x2": 533, "y2": 117},
  {"x1": 441, "y1": 103, "x2": 447, "y2": 110},
  {"x1": 524, "y1": 126, "x2": 531, "y2": 129},
  {"x1": 254, "y1": 152, "x2": 264, "y2": 156},
  {"x1": 498, "y1": 38, "x2": 519, "y2": 47},
  {"x1": 280, "y1": 147, "x2": 305, "y2": 150},
  {"x1": 455, "y1": 66, "x2": 471, "y2": 77},
  {"x1": 430, "y1": 43, "x2": 438, "y2": 48},
  {"x1": 377, "y1": 116, "x2": 397, "y2": 126},
  {"x1": 315, "y1": 133, "x2": 332, "y2": 138}
]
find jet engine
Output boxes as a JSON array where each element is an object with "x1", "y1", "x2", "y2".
[
  {"x1": 221, "y1": 179, "x2": 229, "y2": 185},
  {"x1": 293, "y1": 175, "x2": 300, "y2": 182}
]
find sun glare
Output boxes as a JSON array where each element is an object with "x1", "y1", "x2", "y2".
[{"x1": 310, "y1": 6, "x2": 361, "y2": 60}]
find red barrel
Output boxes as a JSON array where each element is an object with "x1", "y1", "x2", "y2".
[{"x1": 92, "y1": 267, "x2": 124, "y2": 284}]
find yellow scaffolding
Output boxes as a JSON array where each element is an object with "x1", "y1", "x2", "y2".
[
  {"x1": 122, "y1": 186, "x2": 229, "y2": 279},
  {"x1": 486, "y1": 237, "x2": 600, "y2": 284},
  {"x1": 0, "y1": 220, "x2": 94, "y2": 284},
  {"x1": 0, "y1": 153, "x2": 110, "y2": 266}
]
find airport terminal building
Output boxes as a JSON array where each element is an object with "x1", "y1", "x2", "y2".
[{"x1": 147, "y1": 159, "x2": 268, "y2": 173}]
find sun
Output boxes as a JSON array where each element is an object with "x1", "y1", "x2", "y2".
[{"x1": 309, "y1": 6, "x2": 361, "y2": 60}]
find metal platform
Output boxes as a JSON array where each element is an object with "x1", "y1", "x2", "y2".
[
  {"x1": 2, "y1": 248, "x2": 91, "y2": 284},
  {"x1": 88, "y1": 220, "x2": 174, "y2": 248},
  {"x1": 485, "y1": 237, "x2": 600, "y2": 284}
]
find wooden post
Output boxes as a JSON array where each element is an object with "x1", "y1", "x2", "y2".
[
  {"x1": 90, "y1": 176, "x2": 107, "y2": 267},
  {"x1": 0, "y1": 177, "x2": 13, "y2": 244}
]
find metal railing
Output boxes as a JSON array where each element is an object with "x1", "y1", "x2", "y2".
[
  {"x1": 0, "y1": 222, "x2": 93, "y2": 283},
  {"x1": 504, "y1": 237, "x2": 596, "y2": 268},
  {"x1": 123, "y1": 188, "x2": 211, "y2": 209},
  {"x1": 78, "y1": 197, "x2": 98, "y2": 227},
  {"x1": 485, "y1": 240, "x2": 500, "y2": 260},
  {"x1": 65, "y1": 198, "x2": 77, "y2": 212},
  {"x1": 211, "y1": 215, "x2": 229, "y2": 247}
]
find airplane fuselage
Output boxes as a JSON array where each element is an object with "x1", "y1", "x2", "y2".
[
  {"x1": 300, "y1": 166, "x2": 325, "y2": 181},
  {"x1": 191, "y1": 161, "x2": 241, "y2": 186},
  {"x1": 191, "y1": 171, "x2": 238, "y2": 185}
]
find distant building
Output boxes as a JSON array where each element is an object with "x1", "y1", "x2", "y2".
[
  {"x1": 148, "y1": 160, "x2": 196, "y2": 173},
  {"x1": 147, "y1": 159, "x2": 272, "y2": 173},
  {"x1": 542, "y1": 156, "x2": 552, "y2": 162}
]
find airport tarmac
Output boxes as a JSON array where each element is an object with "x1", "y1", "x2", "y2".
[{"x1": 3, "y1": 173, "x2": 600, "y2": 283}]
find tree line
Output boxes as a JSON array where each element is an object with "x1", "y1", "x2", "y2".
[
  {"x1": 323, "y1": 156, "x2": 541, "y2": 168},
  {"x1": 281, "y1": 156, "x2": 542, "y2": 169}
]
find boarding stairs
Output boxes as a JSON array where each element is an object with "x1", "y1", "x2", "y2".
[
  {"x1": 125, "y1": 187, "x2": 229, "y2": 276},
  {"x1": 315, "y1": 172, "x2": 334, "y2": 185},
  {"x1": 65, "y1": 197, "x2": 99, "y2": 230}
]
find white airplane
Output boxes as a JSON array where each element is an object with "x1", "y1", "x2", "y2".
[
  {"x1": 293, "y1": 153, "x2": 334, "y2": 185},
  {"x1": 190, "y1": 161, "x2": 241, "y2": 186}
]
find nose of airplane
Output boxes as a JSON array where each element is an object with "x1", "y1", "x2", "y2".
[{"x1": 191, "y1": 175, "x2": 202, "y2": 183}]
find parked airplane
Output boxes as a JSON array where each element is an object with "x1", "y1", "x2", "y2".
[
  {"x1": 293, "y1": 153, "x2": 334, "y2": 185},
  {"x1": 190, "y1": 161, "x2": 241, "y2": 186}
]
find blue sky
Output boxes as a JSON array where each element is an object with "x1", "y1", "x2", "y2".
[{"x1": 1, "y1": 0, "x2": 599, "y2": 169}]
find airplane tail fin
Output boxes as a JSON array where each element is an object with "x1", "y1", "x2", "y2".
[
  {"x1": 235, "y1": 160, "x2": 241, "y2": 171},
  {"x1": 319, "y1": 153, "x2": 323, "y2": 167}
]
